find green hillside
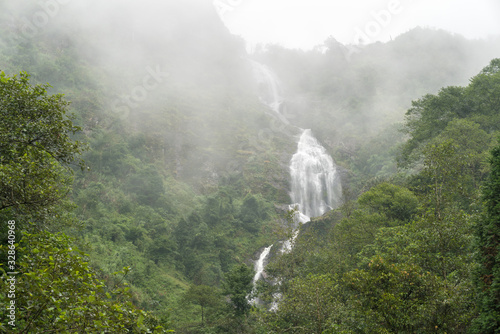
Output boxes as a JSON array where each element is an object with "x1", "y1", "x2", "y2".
[{"x1": 1, "y1": 1, "x2": 500, "y2": 333}]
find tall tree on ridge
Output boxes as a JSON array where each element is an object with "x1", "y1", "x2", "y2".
[{"x1": 472, "y1": 139, "x2": 500, "y2": 333}]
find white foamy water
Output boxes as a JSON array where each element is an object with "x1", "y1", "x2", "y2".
[
  {"x1": 253, "y1": 245, "x2": 272, "y2": 283},
  {"x1": 249, "y1": 245, "x2": 273, "y2": 305},
  {"x1": 290, "y1": 129, "x2": 342, "y2": 218}
]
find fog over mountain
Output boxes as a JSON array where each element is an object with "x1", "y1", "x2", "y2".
[
  {"x1": 218, "y1": 0, "x2": 500, "y2": 49},
  {"x1": 1, "y1": 1, "x2": 500, "y2": 332}
]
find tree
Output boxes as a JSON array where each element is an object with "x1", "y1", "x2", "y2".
[
  {"x1": 399, "y1": 85, "x2": 468, "y2": 167},
  {"x1": 0, "y1": 230, "x2": 170, "y2": 333},
  {"x1": 398, "y1": 58, "x2": 500, "y2": 168},
  {"x1": 358, "y1": 182, "x2": 418, "y2": 223},
  {"x1": 420, "y1": 140, "x2": 464, "y2": 218},
  {"x1": 472, "y1": 139, "x2": 500, "y2": 333},
  {"x1": 0, "y1": 71, "x2": 173, "y2": 332},
  {"x1": 433, "y1": 119, "x2": 491, "y2": 193},
  {"x1": 183, "y1": 284, "x2": 220, "y2": 326},
  {"x1": 358, "y1": 212, "x2": 477, "y2": 331},
  {"x1": 466, "y1": 58, "x2": 500, "y2": 132},
  {"x1": 0, "y1": 71, "x2": 83, "y2": 216},
  {"x1": 223, "y1": 264, "x2": 254, "y2": 317},
  {"x1": 343, "y1": 256, "x2": 438, "y2": 333},
  {"x1": 123, "y1": 165, "x2": 164, "y2": 206},
  {"x1": 263, "y1": 274, "x2": 341, "y2": 334},
  {"x1": 239, "y1": 194, "x2": 264, "y2": 233}
]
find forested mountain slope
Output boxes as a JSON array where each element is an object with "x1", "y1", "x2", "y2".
[
  {"x1": 0, "y1": 0, "x2": 499, "y2": 332},
  {"x1": 260, "y1": 58, "x2": 500, "y2": 333},
  {"x1": 0, "y1": 0, "x2": 295, "y2": 329}
]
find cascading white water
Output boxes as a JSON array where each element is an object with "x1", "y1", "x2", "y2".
[
  {"x1": 249, "y1": 59, "x2": 342, "y2": 308},
  {"x1": 251, "y1": 60, "x2": 282, "y2": 112},
  {"x1": 253, "y1": 245, "x2": 272, "y2": 282},
  {"x1": 290, "y1": 129, "x2": 342, "y2": 218},
  {"x1": 248, "y1": 245, "x2": 272, "y2": 304}
]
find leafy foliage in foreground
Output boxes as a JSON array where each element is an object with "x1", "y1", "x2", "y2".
[
  {"x1": 0, "y1": 71, "x2": 83, "y2": 217},
  {"x1": 0, "y1": 71, "x2": 170, "y2": 332},
  {"x1": 0, "y1": 230, "x2": 170, "y2": 333}
]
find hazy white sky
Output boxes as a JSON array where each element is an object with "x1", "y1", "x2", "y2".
[{"x1": 213, "y1": 0, "x2": 500, "y2": 50}]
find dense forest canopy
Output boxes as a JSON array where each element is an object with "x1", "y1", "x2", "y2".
[{"x1": 0, "y1": 0, "x2": 500, "y2": 333}]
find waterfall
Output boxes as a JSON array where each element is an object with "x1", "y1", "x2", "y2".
[
  {"x1": 250, "y1": 59, "x2": 342, "y2": 220},
  {"x1": 249, "y1": 59, "x2": 342, "y2": 307},
  {"x1": 253, "y1": 245, "x2": 272, "y2": 283},
  {"x1": 290, "y1": 129, "x2": 342, "y2": 218},
  {"x1": 249, "y1": 245, "x2": 272, "y2": 304},
  {"x1": 251, "y1": 60, "x2": 282, "y2": 113},
  {"x1": 250, "y1": 61, "x2": 291, "y2": 127}
]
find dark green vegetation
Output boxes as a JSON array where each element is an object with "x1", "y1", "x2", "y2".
[
  {"x1": 472, "y1": 115, "x2": 500, "y2": 333},
  {"x1": 258, "y1": 60, "x2": 500, "y2": 333},
  {"x1": 1, "y1": 0, "x2": 500, "y2": 333},
  {"x1": 0, "y1": 72, "x2": 170, "y2": 332}
]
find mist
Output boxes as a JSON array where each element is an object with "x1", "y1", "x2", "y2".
[
  {"x1": 2, "y1": 0, "x2": 499, "y2": 143},
  {"x1": 2, "y1": 0, "x2": 499, "y2": 236},
  {"x1": 2, "y1": 0, "x2": 499, "y2": 218},
  {"x1": 1, "y1": 1, "x2": 500, "y2": 331}
]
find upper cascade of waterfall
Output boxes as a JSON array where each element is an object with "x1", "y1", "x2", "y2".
[
  {"x1": 290, "y1": 129, "x2": 342, "y2": 218},
  {"x1": 250, "y1": 60, "x2": 282, "y2": 113}
]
